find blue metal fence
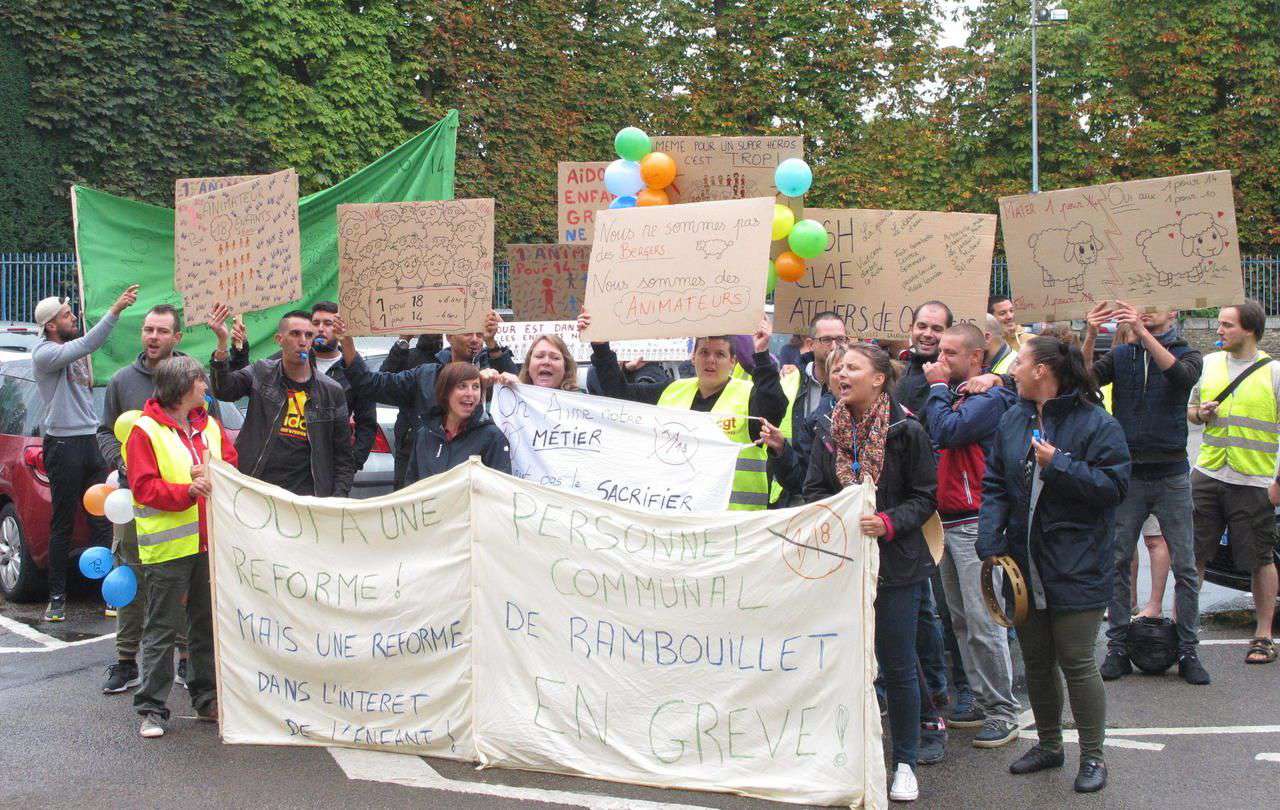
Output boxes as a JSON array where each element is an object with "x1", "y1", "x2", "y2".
[{"x1": 5, "y1": 251, "x2": 1280, "y2": 321}]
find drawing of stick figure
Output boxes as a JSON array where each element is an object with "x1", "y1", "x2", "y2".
[{"x1": 542, "y1": 277, "x2": 556, "y2": 314}]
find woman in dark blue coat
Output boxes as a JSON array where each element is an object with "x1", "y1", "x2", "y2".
[{"x1": 977, "y1": 335, "x2": 1130, "y2": 794}]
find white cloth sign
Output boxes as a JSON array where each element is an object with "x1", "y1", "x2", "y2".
[
  {"x1": 471, "y1": 469, "x2": 884, "y2": 807},
  {"x1": 490, "y1": 383, "x2": 742, "y2": 512},
  {"x1": 495, "y1": 320, "x2": 692, "y2": 362},
  {"x1": 210, "y1": 459, "x2": 885, "y2": 807},
  {"x1": 209, "y1": 461, "x2": 474, "y2": 758}
]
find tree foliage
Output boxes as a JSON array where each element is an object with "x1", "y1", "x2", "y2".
[
  {"x1": 1, "y1": 0, "x2": 1278, "y2": 250},
  {"x1": 0, "y1": 33, "x2": 67, "y2": 249}
]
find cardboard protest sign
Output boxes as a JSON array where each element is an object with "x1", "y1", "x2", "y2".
[
  {"x1": 773, "y1": 208, "x2": 997, "y2": 339},
  {"x1": 337, "y1": 199, "x2": 494, "y2": 336},
  {"x1": 650, "y1": 135, "x2": 804, "y2": 204},
  {"x1": 581, "y1": 196, "x2": 775, "y2": 342},
  {"x1": 210, "y1": 460, "x2": 475, "y2": 758},
  {"x1": 173, "y1": 175, "x2": 266, "y2": 293},
  {"x1": 506, "y1": 244, "x2": 590, "y2": 321},
  {"x1": 491, "y1": 383, "x2": 742, "y2": 511},
  {"x1": 557, "y1": 162, "x2": 613, "y2": 244},
  {"x1": 174, "y1": 168, "x2": 302, "y2": 324},
  {"x1": 999, "y1": 171, "x2": 1243, "y2": 321},
  {"x1": 496, "y1": 320, "x2": 691, "y2": 363},
  {"x1": 471, "y1": 468, "x2": 885, "y2": 807}
]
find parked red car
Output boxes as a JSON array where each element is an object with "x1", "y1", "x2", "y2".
[{"x1": 0, "y1": 356, "x2": 242, "y2": 601}]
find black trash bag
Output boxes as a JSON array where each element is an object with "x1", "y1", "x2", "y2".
[{"x1": 1127, "y1": 616, "x2": 1178, "y2": 674}]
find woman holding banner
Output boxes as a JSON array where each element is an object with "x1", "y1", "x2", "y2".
[
  {"x1": 578, "y1": 311, "x2": 786, "y2": 511},
  {"x1": 804, "y1": 343, "x2": 938, "y2": 803},
  {"x1": 976, "y1": 336, "x2": 1130, "y2": 794},
  {"x1": 403, "y1": 362, "x2": 511, "y2": 482},
  {"x1": 125, "y1": 356, "x2": 238, "y2": 739}
]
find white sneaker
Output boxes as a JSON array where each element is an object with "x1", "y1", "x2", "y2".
[
  {"x1": 889, "y1": 763, "x2": 918, "y2": 802},
  {"x1": 139, "y1": 714, "x2": 165, "y2": 738}
]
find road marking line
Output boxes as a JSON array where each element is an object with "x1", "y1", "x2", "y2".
[
  {"x1": 1199, "y1": 637, "x2": 1279, "y2": 646},
  {"x1": 1015, "y1": 730, "x2": 1164, "y2": 751},
  {"x1": 0, "y1": 613, "x2": 62, "y2": 645},
  {"x1": 0, "y1": 632, "x2": 116, "y2": 654},
  {"x1": 1100, "y1": 725, "x2": 1280, "y2": 737},
  {"x1": 329, "y1": 746, "x2": 714, "y2": 809},
  {"x1": 1256, "y1": 753, "x2": 1280, "y2": 763}
]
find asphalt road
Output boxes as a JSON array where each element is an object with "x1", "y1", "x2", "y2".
[{"x1": 3, "y1": 559, "x2": 1276, "y2": 809}]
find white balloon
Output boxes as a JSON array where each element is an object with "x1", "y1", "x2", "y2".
[
  {"x1": 104, "y1": 488, "x2": 135, "y2": 525},
  {"x1": 604, "y1": 159, "x2": 645, "y2": 197},
  {"x1": 106, "y1": 470, "x2": 121, "y2": 488}
]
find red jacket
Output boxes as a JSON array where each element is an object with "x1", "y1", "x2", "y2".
[{"x1": 125, "y1": 398, "x2": 238, "y2": 552}]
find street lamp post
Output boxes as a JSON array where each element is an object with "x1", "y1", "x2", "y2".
[{"x1": 1030, "y1": 2, "x2": 1068, "y2": 194}]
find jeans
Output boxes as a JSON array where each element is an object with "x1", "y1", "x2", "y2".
[
  {"x1": 134, "y1": 553, "x2": 216, "y2": 719},
  {"x1": 1106, "y1": 472, "x2": 1200, "y2": 654},
  {"x1": 112, "y1": 520, "x2": 186, "y2": 659},
  {"x1": 915, "y1": 579, "x2": 948, "y2": 719},
  {"x1": 877, "y1": 580, "x2": 925, "y2": 768},
  {"x1": 1018, "y1": 608, "x2": 1107, "y2": 762},
  {"x1": 932, "y1": 568, "x2": 971, "y2": 695},
  {"x1": 42, "y1": 434, "x2": 111, "y2": 598},
  {"x1": 938, "y1": 521, "x2": 1020, "y2": 723}
]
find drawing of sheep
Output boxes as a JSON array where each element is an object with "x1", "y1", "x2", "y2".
[
  {"x1": 1027, "y1": 222, "x2": 1103, "y2": 293},
  {"x1": 696, "y1": 239, "x2": 733, "y2": 260},
  {"x1": 1135, "y1": 212, "x2": 1229, "y2": 286}
]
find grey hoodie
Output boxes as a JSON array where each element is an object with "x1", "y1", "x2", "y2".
[{"x1": 32, "y1": 311, "x2": 119, "y2": 436}]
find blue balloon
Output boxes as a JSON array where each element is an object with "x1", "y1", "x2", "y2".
[
  {"x1": 78, "y1": 546, "x2": 114, "y2": 580},
  {"x1": 102, "y1": 565, "x2": 138, "y2": 609},
  {"x1": 609, "y1": 195, "x2": 637, "y2": 210},
  {"x1": 774, "y1": 158, "x2": 813, "y2": 197},
  {"x1": 604, "y1": 159, "x2": 645, "y2": 197}
]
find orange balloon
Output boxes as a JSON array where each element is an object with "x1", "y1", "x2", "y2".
[
  {"x1": 636, "y1": 187, "x2": 670, "y2": 206},
  {"x1": 83, "y1": 483, "x2": 116, "y2": 517},
  {"x1": 775, "y1": 251, "x2": 805, "y2": 282},
  {"x1": 640, "y1": 152, "x2": 677, "y2": 189}
]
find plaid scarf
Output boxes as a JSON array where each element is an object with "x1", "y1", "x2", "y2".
[{"x1": 831, "y1": 392, "x2": 891, "y2": 487}]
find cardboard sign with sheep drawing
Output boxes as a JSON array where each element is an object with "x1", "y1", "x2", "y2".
[{"x1": 999, "y1": 171, "x2": 1243, "y2": 321}]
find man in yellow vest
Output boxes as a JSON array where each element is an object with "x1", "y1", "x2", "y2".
[
  {"x1": 125, "y1": 356, "x2": 238, "y2": 737},
  {"x1": 989, "y1": 294, "x2": 1032, "y2": 355},
  {"x1": 984, "y1": 314, "x2": 1016, "y2": 376},
  {"x1": 1188, "y1": 300, "x2": 1279, "y2": 665},
  {"x1": 581, "y1": 312, "x2": 786, "y2": 510}
]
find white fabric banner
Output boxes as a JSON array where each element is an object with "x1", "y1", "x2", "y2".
[
  {"x1": 471, "y1": 467, "x2": 884, "y2": 807},
  {"x1": 210, "y1": 459, "x2": 885, "y2": 807},
  {"x1": 490, "y1": 382, "x2": 742, "y2": 512},
  {"x1": 209, "y1": 461, "x2": 475, "y2": 759}
]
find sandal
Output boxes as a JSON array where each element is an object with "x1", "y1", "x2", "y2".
[{"x1": 1246, "y1": 637, "x2": 1277, "y2": 664}]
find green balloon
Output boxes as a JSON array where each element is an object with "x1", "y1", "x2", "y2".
[
  {"x1": 614, "y1": 127, "x2": 651, "y2": 162},
  {"x1": 766, "y1": 260, "x2": 778, "y2": 296},
  {"x1": 788, "y1": 219, "x2": 828, "y2": 259}
]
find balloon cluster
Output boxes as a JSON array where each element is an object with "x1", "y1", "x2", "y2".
[
  {"x1": 75, "y1": 409, "x2": 150, "y2": 608},
  {"x1": 770, "y1": 158, "x2": 826, "y2": 284},
  {"x1": 77, "y1": 546, "x2": 137, "y2": 608},
  {"x1": 604, "y1": 127, "x2": 676, "y2": 209}
]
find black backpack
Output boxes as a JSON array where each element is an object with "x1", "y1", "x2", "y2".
[{"x1": 1127, "y1": 617, "x2": 1178, "y2": 674}]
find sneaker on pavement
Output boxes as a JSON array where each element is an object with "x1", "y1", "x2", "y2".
[
  {"x1": 175, "y1": 657, "x2": 188, "y2": 688},
  {"x1": 1099, "y1": 650, "x2": 1132, "y2": 680},
  {"x1": 104, "y1": 607, "x2": 117, "y2": 618},
  {"x1": 44, "y1": 596, "x2": 66, "y2": 622},
  {"x1": 1009, "y1": 744, "x2": 1065, "y2": 775},
  {"x1": 917, "y1": 721, "x2": 947, "y2": 765},
  {"x1": 888, "y1": 763, "x2": 919, "y2": 802},
  {"x1": 947, "y1": 690, "x2": 985, "y2": 728},
  {"x1": 139, "y1": 714, "x2": 165, "y2": 739},
  {"x1": 1179, "y1": 653, "x2": 1211, "y2": 685},
  {"x1": 1074, "y1": 758, "x2": 1107, "y2": 793},
  {"x1": 196, "y1": 699, "x2": 219, "y2": 722},
  {"x1": 102, "y1": 660, "x2": 140, "y2": 694},
  {"x1": 973, "y1": 718, "x2": 1019, "y2": 748}
]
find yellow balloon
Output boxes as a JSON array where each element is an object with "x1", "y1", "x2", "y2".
[
  {"x1": 114, "y1": 409, "x2": 143, "y2": 445},
  {"x1": 772, "y1": 204, "x2": 796, "y2": 241}
]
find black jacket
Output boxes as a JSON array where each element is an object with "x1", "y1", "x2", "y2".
[
  {"x1": 804, "y1": 398, "x2": 938, "y2": 588},
  {"x1": 406, "y1": 405, "x2": 512, "y2": 483},
  {"x1": 894, "y1": 351, "x2": 935, "y2": 419},
  {"x1": 210, "y1": 355, "x2": 355, "y2": 497},
  {"x1": 976, "y1": 393, "x2": 1131, "y2": 612},
  {"x1": 229, "y1": 348, "x2": 379, "y2": 470},
  {"x1": 1091, "y1": 329, "x2": 1201, "y2": 468}
]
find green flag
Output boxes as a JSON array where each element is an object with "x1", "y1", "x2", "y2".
[{"x1": 73, "y1": 110, "x2": 458, "y2": 384}]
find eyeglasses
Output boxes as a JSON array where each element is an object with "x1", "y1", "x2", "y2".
[{"x1": 814, "y1": 336, "x2": 849, "y2": 346}]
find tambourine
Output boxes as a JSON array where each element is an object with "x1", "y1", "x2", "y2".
[{"x1": 981, "y1": 555, "x2": 1030, "y2": 628}]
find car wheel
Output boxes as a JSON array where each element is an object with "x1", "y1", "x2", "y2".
[{"x1": 0, "y1": 502, "x2": 45, "y2": 602}]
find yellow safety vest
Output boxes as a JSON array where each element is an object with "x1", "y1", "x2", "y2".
[
  {"x1": 730, "y1": 363, "x2": 751, "y2": 382},
  {"x1": 769, "y1": 368, "x2": 804, "y2": 505},
  {"x1": 131, "y1": 414, "x2": 223, "y2": 565},
  {"x1": 658, "y1": 377, "x2": 769, "y2": 510},
  {"x1": 1197, "y1": 351, "x2": 1279, "y2": 478},
  {"x1": 991, "y1": 346, "x2": 1016, "y2": 376},
  {"x1": 1101, "y1": 383, "x2": 1113, "y2": 414}
]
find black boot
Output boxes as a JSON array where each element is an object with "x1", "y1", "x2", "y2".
[
  {"x1": 1099, "y1": 650, "x2": 1132, "y2": 680},
  {"x1": 1074, "y1": 759, "x2": 1107, "y2": 793},
  {"x1": 1009, "y1": 745, "x2": 1065, "y2": 775}
]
